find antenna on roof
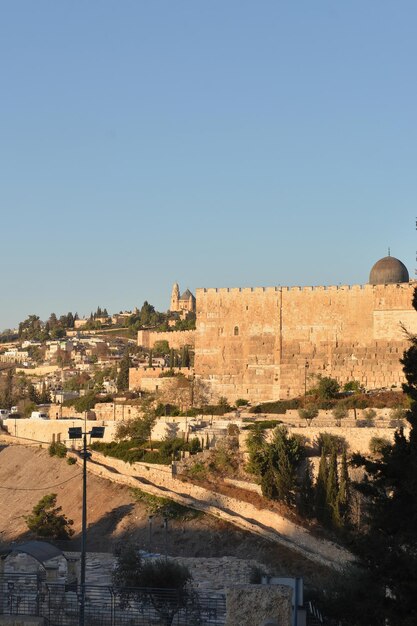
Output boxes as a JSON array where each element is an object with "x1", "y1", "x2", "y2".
[{"x1": 388, "y1": 247, "x2": 390, "y2": 256}]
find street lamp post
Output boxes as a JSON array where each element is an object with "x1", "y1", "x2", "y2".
[
  {"x1": 69, "y1": 424, "x2": 105, "y2": 626},
  {"x1": 304, "y1": 360, "x2": 309, "y2": 399}
]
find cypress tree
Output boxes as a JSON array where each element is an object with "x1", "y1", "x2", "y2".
[
  {"x1": 315, "y1": 450, "x2": 328, "y2": 522},
  {"x1": 117, "y1": 349, "x2": 131, "y2": 391},
  {"x1": 4, "y1": 369, "x2": 14, "y2": 409},
  {"x1": 272, "y1": 427, "x2": 298, "y2": 505},
  {"x1": 327, "y1": 448, "x2": 341, "y2": 528},
  {"x1": 297, "y1": 459, "x2": 315, "y2": 518},
  {"x1": 338, "y1": 448, "x2": 350, "y2": 525},
  {"x1": 349, "y1": 286, "x2": 417, "y2": 625}
]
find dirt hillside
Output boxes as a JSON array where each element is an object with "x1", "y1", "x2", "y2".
[{"x1": 0, "y1": 443, "x2": 334, "y2": 588}]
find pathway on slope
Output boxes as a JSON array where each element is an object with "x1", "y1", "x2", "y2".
[{"x1": 83, "y1": 451, "x2": 354, "y2": 572}]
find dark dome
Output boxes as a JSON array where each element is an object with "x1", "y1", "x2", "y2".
[{"x1": 369, "y1": 256, "x2": 409, "y2": 285}]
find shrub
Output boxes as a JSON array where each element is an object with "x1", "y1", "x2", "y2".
[
  {"x1": 158, "y1": 370, "x2": 176, "y2": 378},
  {"x1": 188, "y1": 437, "x2": 202, "y2": 455},
  {"x1": 66, "y1": 456, "x2": 76, "y2": 465},
  {"x1": 369, "y1": 436, "x2": 391, "y2": 456},
  {"x1": 208, "y1": 443, "x2": 239, "y2": 476},
  {"x1": 298, "y1": 405, "x2": 319, "y2": 425},
  {"x1": 249, "y1": 398, "x2": 301, "y2": 414},
  {"x1": 317, "y1": 432, "x2": 348, "y2": 455},
  {"x1": 332, "y1": 403, "x2": 349, "y2": 425},
  {"x1": 235, "y1": 398, "x2": 249, "y2": 407},
  {"x1": 187, "y1": 461, "x2": 207, "y2": 481},
  {"x1": 48, "y1": 442, "x2": 67, "y2": 458},
  {"x1": 242, "y1": 419, "x2": 283, "y2": 431},
  {"x1": 390, "y1": 406, "x2": 407, "y2": 422},
  {"x1": 25, "y1": 493, "x2": 74, "y2": 539},
  {"x1": 312, "y1": 375, "x2": 340, "y2": 399},
  {"x1": 227, "y1": 423, "x2": 240, "y2": 436},
  {"x1": 343, "y1": 380, "x2": 362, "y2": 393}
]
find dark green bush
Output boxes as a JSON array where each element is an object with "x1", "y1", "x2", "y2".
[
  {"x1": 369, "y1": 436, "x2": 391, "y2": 455},
  {"x1": 242, "y1": 419, "x2": 283, "y2": 431},
  {"x1": 48, "y1": 442, "x2": 67, "y2": 458},
  {"x1": 249, "y1": 398, "x2": 301, "y2": 414},
  {"x1": 317, "y1": 432, "x2": 348, "y2": 455}
]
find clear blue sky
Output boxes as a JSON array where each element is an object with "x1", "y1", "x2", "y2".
[{"x1": 1, "y1": 1, "x2": 416, "y2": 330}]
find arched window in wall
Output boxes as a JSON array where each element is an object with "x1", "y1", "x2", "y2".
[{"x1": 234, "y1": 326, "x2": 239, "y2": 336}]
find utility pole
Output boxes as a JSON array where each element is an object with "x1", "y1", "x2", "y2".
[{"x1": 69, "y1": 425, "x2": 105, "y2": 626}]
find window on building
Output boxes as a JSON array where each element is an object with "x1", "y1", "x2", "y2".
[{"x1": 234, "y1": 326, "x2": 239, "y2": 336}]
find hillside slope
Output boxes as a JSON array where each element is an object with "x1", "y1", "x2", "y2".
[{"x1": 0, "y1": 443, "x2": 334, "y2": 587}]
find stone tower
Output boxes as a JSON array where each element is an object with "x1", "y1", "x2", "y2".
[{"x1": 170, "y1": 283, "x2": 180, "y2": 312}]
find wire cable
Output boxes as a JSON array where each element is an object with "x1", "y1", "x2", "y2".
[{"x1": 0, "y1": 472, "x2": 82, "y2": 491}]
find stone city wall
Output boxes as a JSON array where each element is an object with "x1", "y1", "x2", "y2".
[
  {"x1": 195, "y1": 282, "x2": 417, "y2": 403},
  {"x1": 137, "y1": 329, "x2": 195, "y2": 350},
  {"x1": 129, "y1": 366, "x2": 193, "y2": 391}
]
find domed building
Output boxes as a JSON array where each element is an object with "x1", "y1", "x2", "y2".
[
  {"x1": 369, "y1": 255, "x2": 409, "y2": 285},
  {"x1": 169, "y1": 283, "x2": 196, "y2": 314}
]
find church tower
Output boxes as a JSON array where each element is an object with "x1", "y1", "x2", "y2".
[{"x1": 170, "y1": 283, "x2": 180, "y2": 312}]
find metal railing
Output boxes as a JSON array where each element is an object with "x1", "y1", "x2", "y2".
[{"x1": 0, "y1": 573, "x2": 226, "y2": 625}]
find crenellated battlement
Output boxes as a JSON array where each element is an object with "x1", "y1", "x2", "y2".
[{"x1": 197, "y1": 282, "x2": 415, "y2": 298}]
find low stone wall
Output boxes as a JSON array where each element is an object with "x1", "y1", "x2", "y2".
[
  {"x1": 78, "y1": 450, "x2": 353, "y2": 571},
  {"x1": 49, "y1": 401, "x2": 144, "y2": 422},
  {"x1": 239, "y1": 425, "x2": 407, "y2": 455},
  {"x1": 1, "y1": 418, "x2": 118, "y2": 445}
]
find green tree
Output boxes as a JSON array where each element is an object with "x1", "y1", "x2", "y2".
[
  {"x1": 326, "y1": 449, "x2": 341, "y2": 527},
  {"x1": 297, "y1": 459, "x2": 315, "y2": 518},
  {"x1": 315, "y1": 450, "x2": 328, "y2": 523},
  {"x1": 348, "y1": 287, "x2": 417, "y2": 625},
  {"x1": 246, "y1": 426, "x2": 268, "y2": 476},
  {"x1": 298, "y1": 404, "x2": 319, "y2": 425},
  {"x1": 338, "y1": 448, "x2": 350, "y2": 524},
  {"x1": 116, "y1": 411, "x2": 156, "y2": 445},
  {"x1": 28, "y1": 383, "x2": 39, "y2": 404},
  {"x1": 117, "y1": 349, "x2": 131, "y2": 391},
  {"x1": 39, "y1": 381, "x2": 51, "y2": 404},
  {"x1": 314, "y1": 375, "x2": 340, "y2": 399},
  {"x1": 25, "y1": 493, "x2": 74, "y2": 539},
  {"x1": 113, "y1": 542, "x2": 143, "y2": 589},
  {"x1": 4, "y1": 369, "x2": 14, "y2": 409},
  {"x1": 153, "y1": 340, "x2": 170, "y2": 356},
  {"x1": 268, "y1": 425, "x2": 303, "y2": 505},
  {"x1": 332, "y1": 402, "x2": 349, "y2": 426},
  {"x1": 181, "y1": 345, "x2": 191, "y2": 367},
  {"x1": 72, "y1": 392, "x2": 96, "y2": 414},
  {"x1": 113, "y1": 544, "x2": 192, "y2": 626}
]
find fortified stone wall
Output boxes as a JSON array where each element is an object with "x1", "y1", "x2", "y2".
[
  {"x1": 195, "y1": 282, "x2": 417, "y2": 403},
  {"x1": 129, "y1": 366, "x2": 193, "y2": 391},
  {"x1": 137, "y1": 329, "x2": 195, "y2": 350}
]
